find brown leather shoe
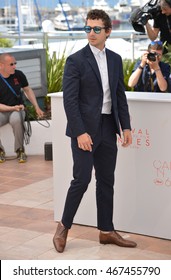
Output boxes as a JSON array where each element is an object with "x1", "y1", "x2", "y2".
[
  {"x1": 53, "y1": 222, "x2": 68, "y2": 253},
  {"x1": 99, "y1": 231, "x2": 137, "y2": 248}
]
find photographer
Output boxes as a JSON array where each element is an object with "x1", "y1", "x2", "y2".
[
  {"x1": 128, "y1": 40, "x2": 170, "y2": 92},
  {"x1": 145, "y1": 0, "x2": 171, "y2": 53}
]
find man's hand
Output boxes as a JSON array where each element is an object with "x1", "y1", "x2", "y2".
[
  {"x1": 13, "y1": 104, "x2": 25, "y2": 111},
  {"x1": 35, "y1": 107, "x2": 44, "y2": 118},
  {"x1": 122, "y1": 129, "x2": 132, "y2": 147},
  {"x1": 147, "y1": 59, "x2": 160, "y2": 71},
  {"x1": 77, "y1": 133, "x2": 93, "y2": 152},
  {"x1": 141, "y1": 51, "x2": 148, "y2": 66}
]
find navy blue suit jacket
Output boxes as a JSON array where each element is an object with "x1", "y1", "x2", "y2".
[{"x1": 63, "y1": 44, "x2": 131, "y2": 138}]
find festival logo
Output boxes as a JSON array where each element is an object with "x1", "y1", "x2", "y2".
[
  {"x1": 117, "y1": 115, "x2": 151, "y2": 149},
  {"x1": 118, "y1": 128, "x2": 150, "y2": 149},
  {"x1": 153, "y1": 160, "x2": 171, "y2": 187}
]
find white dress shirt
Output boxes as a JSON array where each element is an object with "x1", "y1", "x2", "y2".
[{"x1": 89, "y1": 44, "x2": 112, "y2": 114}]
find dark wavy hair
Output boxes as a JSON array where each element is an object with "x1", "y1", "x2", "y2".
[
  {"x1": 86, "y1": 9, "x2": 112, "y2": 30},
  {"x1": 160, "y1": 0, "x2": 171, "y2": 8}
]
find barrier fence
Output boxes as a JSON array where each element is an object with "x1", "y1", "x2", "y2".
[{"x1": 0, "y1": 30, "x2": 149, "y2": 61}]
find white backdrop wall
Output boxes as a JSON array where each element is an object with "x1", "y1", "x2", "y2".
[
  {"x1": 50, "y1": 92, "x2": 171, "y2": 240},
  {"x1": 0, "y1": 120, "x2": 52, "y2": 156}
]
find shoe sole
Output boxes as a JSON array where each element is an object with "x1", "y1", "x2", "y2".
[
  {"x1": 18, "y1": 157, "x2": 27, "y2": 163},
  {"x1": 99, "y1": 240, "x2": 137, "y2": 247},
  {"x1": 53, "y1": 238, "x2": 64, "y2": 253}
]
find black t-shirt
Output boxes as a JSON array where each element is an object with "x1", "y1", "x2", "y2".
[
  {"x1": 153, "y1": 13, "x2": 171, "y2": 44},
  {"x1": 0, "y1": 69, "x2": 28, "y2": 106}
]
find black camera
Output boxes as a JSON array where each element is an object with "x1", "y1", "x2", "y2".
[
  {"x1": 147, "y1": 52, "x2": 157, "y2": 61},
  {"x1": 130, "y1": 0, "x2": 161, "y2": 33}
]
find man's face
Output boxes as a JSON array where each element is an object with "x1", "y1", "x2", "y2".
[
  {"x1": 160, "y1": 0, "x2": 171, "y2": 15},
  {"x1": 0, "y1": 56, "x2": 16, "y2": 76},
  {"x1": 85, "y1": 19, "x2": 111, "y2": 50}
]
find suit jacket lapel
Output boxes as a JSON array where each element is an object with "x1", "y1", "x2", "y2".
[
  {"x1": 84, "y1": 45, "x2": 117, "y2": 92},
  {"x1": 84, "y1": 45, "x2": 102, "y2": 86}
]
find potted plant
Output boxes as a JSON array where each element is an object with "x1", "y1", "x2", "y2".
[
  {"x1": 45, "y1": 46, "x2": 67, "y2": 118},
  {"x1": 122, "y1": 58, "x2": 136, "y2": 91}
]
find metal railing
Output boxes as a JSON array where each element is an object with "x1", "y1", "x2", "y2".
[{"x1": 0, "y1": 29, "x2": 149, "y2": 61}]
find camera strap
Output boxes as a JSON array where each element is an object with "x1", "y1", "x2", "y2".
[
  {"x1": 143, "y1": 67, "x2": 154, "y2": 92},
  {"x1": 166, "y1": 17, "x2": 171, "y2": 33},
  {"x1": 150, "y1": 75, "x2": 154, "y2": 92}
]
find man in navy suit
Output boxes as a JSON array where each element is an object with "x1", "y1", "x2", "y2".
[{"x1": 53, "y1": 9, "x2": 137, "y2": 253}]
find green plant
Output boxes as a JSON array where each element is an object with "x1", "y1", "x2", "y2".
[
  {"x1": 0, "y1": 37, "x2": 13, "y2": 48},
  {"x1": 162, "y1": 52, "x2": 171, "y2": 65},
  {"x1": 122, "y1": 59, "x2": 136, "y2": 91},
  {"x1": 43, "y1": 37, "x2": 67, "y2": 94},
  {"x1": 25, "y1": 104, "x2": 37, "y2": 121},
  {"x1": 46, "y1": 50, "x2": 66, "y2": 93},
  {"x1": 42, "y1": 38, "x2": 68, "y2": 118}
]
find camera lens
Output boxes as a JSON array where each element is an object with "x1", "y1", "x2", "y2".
[{"x1": 147, "y1": 53, "x2": 156, "y2": 61}]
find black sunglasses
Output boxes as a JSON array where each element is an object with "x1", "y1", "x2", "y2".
[
  {"x1": 10, "y1": 62, "x2": 17, "y2": 66},
  {"x1": 84, "y1": 26, "x2": 106, "y2": 34}
]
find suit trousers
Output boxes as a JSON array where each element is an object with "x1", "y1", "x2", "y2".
[
  {"x1": 0, "y1": 111, "x2": 25, "y2": 152},
  {"x1": 62, "y1": 114, "x2": 118, "y2": 231}
]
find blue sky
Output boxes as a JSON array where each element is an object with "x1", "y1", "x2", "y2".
[{"x1": 0, "y1": 0, "x2": 119, "y2": 9}]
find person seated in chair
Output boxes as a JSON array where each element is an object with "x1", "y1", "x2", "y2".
[{"x1": 0, "y1": 53, "x2": 44, "y2": 163}]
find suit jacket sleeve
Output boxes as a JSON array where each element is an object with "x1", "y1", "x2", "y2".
[
  {"x1": 63, "y1": 55, "x2": 86, "y2": 138},
  {"x1": 108, "y1": 52, "x2": 131, "y2": 131}
]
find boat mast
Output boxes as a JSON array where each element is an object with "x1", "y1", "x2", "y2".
[
  {"x1": 33, "y1": 0, "x2": 42, "y2": 29},
  {"x1": 58, "y1": 0, "x2": 71, "y2": 30},
  {"x1": 16, "y1": 0, "x2": 24, "y2": 32},
  {"x1": 16, "y1": 0, "x2": 24, "y2": 45}
]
